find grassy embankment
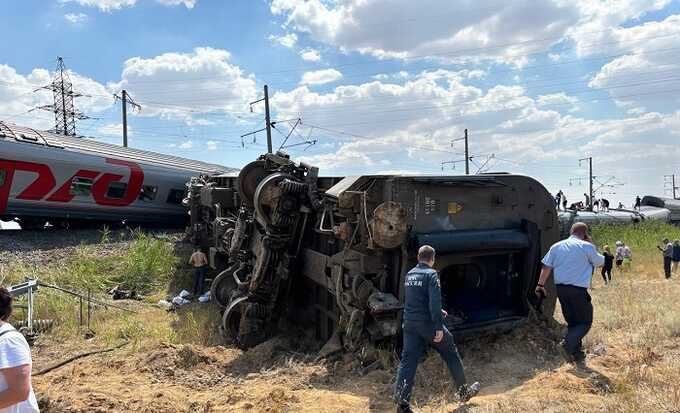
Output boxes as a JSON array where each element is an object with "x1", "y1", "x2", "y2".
[
  {"x1": 581, "y1": 221, "x2": 680, "y2": 411},
  {"x1": 0, "y1": 228, "x2": 222, "y2": 349}
]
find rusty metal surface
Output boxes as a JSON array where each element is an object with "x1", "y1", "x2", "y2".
[{"x1": 371, "y1": 201, "x2": 407, "y2": 249}]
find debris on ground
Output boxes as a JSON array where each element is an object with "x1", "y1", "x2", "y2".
[
  {"x1": 108, "y1": 286, "x2": 140, "y2": 300},
  {"x1": 197, "y1": 291, "x2": 210, "y2": 303}
]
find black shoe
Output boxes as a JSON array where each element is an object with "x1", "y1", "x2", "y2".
[
  {"x1": 396, "y1": 404, "x2": 417, "y2": 413},
  {"x1": 457, "y1": 381, "x2": 480, "y2": 402},
  {"x1": 573, "y1": 350, "x2": 587, "y2": 363}
]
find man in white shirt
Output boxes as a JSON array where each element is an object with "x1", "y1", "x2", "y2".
[
  {"x1": 535, "y1": 223, "x2": 605, "y2": 363},
  {"x1": 0, "y1": 287, "x2": 39, "y2": 412}
]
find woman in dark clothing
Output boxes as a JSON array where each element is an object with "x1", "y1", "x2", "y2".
[{"x1": 601, "y1": 245, "x2": 614, "y2": 284}]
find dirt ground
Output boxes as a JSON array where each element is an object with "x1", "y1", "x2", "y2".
[
  {"x1": 7, "y1": 228, "x2": 678, "y2": 412},
  {"x1": 30, "y1": 304, "x2": 676, "y2": 413}
]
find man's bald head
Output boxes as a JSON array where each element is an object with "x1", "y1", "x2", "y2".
[
  {"x1": 418, "y1": 245, "x2": 436, "y2": 264},
  {"x1": 570, "y1": 222, "x2": 589, "y2": 239}
]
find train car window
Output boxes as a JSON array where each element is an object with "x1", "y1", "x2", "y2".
[
  {"x1": 139, "y1": 185, "x2": 158, "y2": 202},
  {"x1": 106, "y1": 182, "x2": 128, "y2": 199},
  {"x1": 166, "y1": 189, "x2": 185, "y2": 205},
  {"x1": 70, "y1": 177, "x2": 94, "y2": 196},
  {"x1": 0, "y1": 169, "x2": 5, "y2": 186}
]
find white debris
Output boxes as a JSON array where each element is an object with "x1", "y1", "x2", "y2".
[
  {"x1": 171, "y1": 296, "x2": 191, "y2": 306},
  {"x1": 198, "y1": 291, "x2": 211, "y2": 303},
  {"x1": 178, "y1": 290, "x2": 191, "y2": 299},
  {"x1": 157, "y1": 299, "x2": 172, "y2": 309}
]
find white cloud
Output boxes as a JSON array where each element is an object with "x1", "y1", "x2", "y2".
[
  {"x1": 156, "y1": 0, "x2": 196, "y2": 8},
  {"x1": 270, "y1": 68, "x2": 680, "y2": 188},
  {"x1": 271, "y1": 1, "x2": 677, "y2": 69},
  {"x1": 185, "y1": 118, "x2": 214, "y2": 126},
  {"x1": 179, "y1": 140, "x2": 193, "y2": 149},
  {"x1": 299, "y1": 48, "x2": 321, "y2": 62},
  {"x1": 270, "y1": 0, "x2": 582, "y2": 65},
  {"x1": 96, "y1": 123, "x2": 128, "y2": 137},
  {"x1": 569, "y1": 0, "x2": 672, "y2": 57},
  {"x1": 61, "y1": 0, "x2": 197, "y2": 11},
  {"x1": 62, "y1": 0, "x2": 136, "y2": 11},
  {"x1": 64, "y1": 12, "x2": 88, "y2": 24},
  {"x1": 206, "y1": 140, "x2": 217, "y2": 150},
  {"x1": 300, "y1": 68, "x2": 342, "y2": 85},
  {"x1": 110, "y1": 47, "x2": 258, "y2": 120},
  {"x1": 268, "y1": 33, "x2": 298, "y2": 48},
  {"x1": 536, "y1": 93, "x2": 579, "y2": 108},
  {"x1": 588, "y1": 14, "x2": 680, "y2": 108}
]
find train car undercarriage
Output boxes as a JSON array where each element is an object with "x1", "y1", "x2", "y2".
[{"x1": 187, "y1": 152, "x2": 559, "y2": 354}]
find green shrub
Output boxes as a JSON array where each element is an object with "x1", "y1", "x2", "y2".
[
  {"x1": 591, "y1": 220, "x2": 680, "y2": 254},
  {"x1": 114, "y1": 229, "x2": 177, "y2": 294}
]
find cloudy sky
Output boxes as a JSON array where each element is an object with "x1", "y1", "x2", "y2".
[{"x1": 2, "y1": 0, "x2": 680, "y2": 205}]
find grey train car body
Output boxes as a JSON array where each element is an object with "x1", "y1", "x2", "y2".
[
  {"x1": 641, "y1": 196, "x2": 680, "y2": 223},
  {"x1": 558, "y1": 207, "x2": 671, "y2": 238},
  {"x1": 188, "y1": 153, "x2": 560, "y2": 351},
  {"x1": 0, "y1": 122, "x2": 234, "y2": 227}
]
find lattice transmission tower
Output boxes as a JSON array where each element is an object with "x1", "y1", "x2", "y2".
[{"x1": 34, "y1": 57, "x2": 88, "y2": 136}]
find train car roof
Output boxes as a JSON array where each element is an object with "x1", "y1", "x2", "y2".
[{"x1": 0, "y1": 121, "x2": 236, "y2": 175}]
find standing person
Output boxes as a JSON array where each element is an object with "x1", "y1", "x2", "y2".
[
  {"x1": 657, "y1": 238, "x2": 673, "y2": 279},
  {"x1": 562, "y1": 196, "x2": 568, "y2": 211},
  {"x1": 535, "y1": 223, "x2": 604, "y2": 363},
  {"x1": 394, "y1": 245, "x2": 479, "y2": 412},
  {"x1": 622, "y1": 243, "x2": 633, "y2": 273},
  {"x1": 601, "y1": 198, "x2": 610, "y2": 212},
  {"x1": 188, "y1": 247, "x2": 209, "y2": 296},
  {"x1": 672, "y1": 240, "x2": 680, "y2": 274},
  {"x1": 0, "y1": 287, "x2": 40, "y2": 412},
  {"x1": 556, "y1": 190, "x2": 563, "y2": 211},
  {"x1": 634, "y1": 196, "x2": 641, "y2": 210},
  {"x1": 601, "y1": 245, "x2": 614, "y2": 285},
  {"x1": 614, "y1": 241, "x2": 624, "y2": 274},
  {"x1": 584, "y1": 193, "x2": 590, "y2": 209}
]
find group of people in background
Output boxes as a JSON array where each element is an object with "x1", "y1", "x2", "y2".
[
  {"x1": 600, "y1": 237, "x2": 678, "y2": 283},
  {"x1": 599, "y1": 241, "x2": 632, "y2": 284},
  {"x1": 553, "y1": 191, "x2": 642, "y2": 213},
  {"x1": 553, "y1": 190, "x2": 611, "y2": 212}
]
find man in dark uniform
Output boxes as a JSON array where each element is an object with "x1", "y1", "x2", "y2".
[{"x1": 393, "y1": 245, "x2": 479, "y2": 412}]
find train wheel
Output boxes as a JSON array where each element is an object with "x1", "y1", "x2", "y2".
[
  {"x1": 210, "y1": 265, "x2": 238, "y2": 308},
  {"x1": 221, "y1": 295, "x2": 247, "y2": 340}
]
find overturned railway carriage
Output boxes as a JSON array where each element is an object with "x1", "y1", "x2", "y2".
[
  {"x1": 557, "y1": 207, "x2": 671, "y2": 238},
  {"x1": 0, "y1": 121, "x2": 234, "y2": 228},
  {"x1": 641, "y1": 196, "x2": 680, "y2": 224},
  {"x1": 189, "y1": 153, "x2": 560, "y2": 351}
]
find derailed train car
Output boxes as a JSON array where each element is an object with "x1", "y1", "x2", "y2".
[
  {"x1": 641, "y1": 196, "x2": 680, "y2": 223},
  {"x1": 188, "y1": 152, "x2": 559, "y2": 352},
  {"x1": 557, "y1": 207, "x2": 671, "y2": 238}
]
